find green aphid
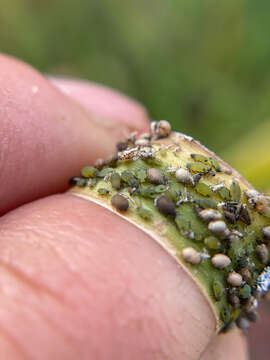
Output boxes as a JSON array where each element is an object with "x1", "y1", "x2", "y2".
[
  {"x1": 155, "y1": 185, "x2": 168, "y2": 193},
  {"x1": 230, "y1": 181, "x2": 241, "y2": 202},
  {"x1": 175, "y1": 215, "x2": 190, "y2": 233},
  {"x1": 159, "y1": 148, "x2": 167, "y2": 157},
  {"x1": 220, "y1": 306, "x2": 231, "y2": 323},
  {"x1": 191, "y1": 153, "x2": 209, "y2": 164},
  {"x1": 88, "y1": 178, "x2": 97, "y2": 188},
  {"x1": 137, "y1": 206, "x2": 152, "y2": 220},
  {"x1": 204, "y1": 236, "x2": 221, "y2": 250},
  {"x1": 136, "y1": 168, "x2": 147, "y2": 182},
  {"x1": 218, "y1": 187, "x2": 231, "y2": 201},
  {"x1": 121, "y1": 170, "x2": 137, "y2": 185},
  {"x1": 98, "y1": 188, "x2": 110, "y2": 195},
  {"x1": 194, "y1": 198, "x2": 217, "y2": 209},
  {"x1": 146, "y1": 157, "x2": 162, "y2": 166},
  {"x1": 97, "y1": 167, "x2": 114, "y2": 178},
  {"x1": 213, "y1": 281, "x2": 224, "y2": 301},
  {"x1": 230, "y1": 308, "x2": 241, "y2": 322},
  {"x1": 175, "y1": 204, "x2": 207, "y2": 240},
  {"x1": 187, "y1": 162, "x2": 210, "y2": 173},
  {"x1": 81, "y1": 166, "x2": 98, "y2": 178},
  {"x1": 110, "y1": 173, "x2": 121, "y2": 190},
  {"x1": 139, "y1": 186, "x2": 157, "y2": 198},
  {"x1": 239, "y1": 285, "x2": 251, "y2": 300},
  {"x1": 195, "y1": 182, "x2": 212, "y2": 197},
  {"x1": 209, "y1": 157, "x2": 221, "y2": 172}
]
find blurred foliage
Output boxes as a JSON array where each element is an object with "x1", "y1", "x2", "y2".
[{"x1": 0, "y1": 0, "x2": 270, "y2": 190}]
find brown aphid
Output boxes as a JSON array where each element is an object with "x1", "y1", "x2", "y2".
[
  {"x1": 227, "y1": 272, "x2": 243, "y2": 287},
  {"x1": 246, "y1": 310, "x2": 259, "y2": 323},
  {"x1": 262, "y1": 226, "x2": 270, "y2": 241},
  {"x1": 182, "y1": 247, "x2": 201, "y2": 265},
  {"x1": 228, "y1": 292, "x2": 240, "y2": 308},
  {"x1": 147, "y1": 168, "x2": 165, "y2": 185},
  {"x1": 236, "y1": 316, "x2": 250, "y2": 330},
  {"x1": 116, "y1": 141, "x2": 128, "y2": 151},
  {"x1": 208, "y1": 220, "x2": 230, "y2": 239},
  {"x1": 256, "y1": 244, "x2": 269, "y2": 265},
  {"x1": 111, "y1": 194, "x2": 129, "y2": 211},
  {"x1": 196, "y1": 208, "x2": 222, "y2": 223},
  {"x1": 211, "y1": 254, "x2": 231, "y2": 269},
  {"x1": 155, "y1": 196, "x2": 176, "y2": 217},
  {"x1": 175, "y1": 168, "x2": 194, "y2": 186},
  {"x1": 152, "y1": 120, "x2": 171, "y2": 139},
  {"x1": 104, "y1": 153, "x2": 118, "y2": 167},
  {"x1": 239, "y1": 267, "x2": 252, "y2": 282},
  {"x1": 94, "y1": 158, "x2": 104, "y2": 170}
]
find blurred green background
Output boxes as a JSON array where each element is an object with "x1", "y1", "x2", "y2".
[{"x1": 1, "y1": 0, "x2": 269, "y2": 193}]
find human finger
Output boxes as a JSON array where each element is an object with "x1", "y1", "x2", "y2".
[
  {"x1": 0, "y1": 54, "x2": 149, "y2": 215},
  {"x1": 0, "y1": 193, "x2": 216, "y2": 360}
]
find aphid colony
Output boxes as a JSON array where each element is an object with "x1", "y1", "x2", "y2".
[{"x1": 70, "y1": 120, "x2": 270, "y2": 333}]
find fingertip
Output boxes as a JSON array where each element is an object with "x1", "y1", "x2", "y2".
[{"x1": 49, "y1": 77, "x2": 150, "y2": 132}]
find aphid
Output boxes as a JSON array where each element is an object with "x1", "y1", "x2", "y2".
[
  {"x1": 212, "y1": 281, "x2": 224, "y2": 300},
  {"x1": 218, "y1": 187, "x2": 231, "y2": 201},
  {"x1": 262, "y1": 226, "x2": 270, "y2": 241},
  {"x1": 256, "y1": 266, "x2": 270, "y2": 293},
  {"x1": 196, "y1": 208, "x2": 222, "y2": 223},
  {"x1": 81, "y1": 166, "x2": 98, "y2": 178},
  {"x1": 111, "y1": 194, "x2": 129, "y2": 211},
  {"x1": 194, "y1": 198, "x2": 217, "y2": 209},
  {"x1": 239, "y1": 284, "x2": 251, "y2": 300},
  {"x1": 182, "y1": 247, "x2": 202, "y2": 264},
  {"x1": 155, "y1": 196, "x2": 176, "y2": 217},
  {"x1": 151, "y1": 120, "x2": 171, "y2": 139},
  {"x1": 121, "y1": 170, "x2": 137, "y2": 186},
  {"x1": 255, "y1": 244, "x2": 269, "y2": 265},
  {"x1": 127, "y1": 131, "x2": 138, "y2": 144},
  {"x1": 187, "y1": 162, "x2": 210, "y2": 173},
  {"x1": 208, "y1": 220, "x2": 230, "y2": 238},
  {"x1": 135, "y1": 168, "x2": 147, "y2": 182},
  {"x1": 228, "y1": 290, "x2": 240, "y2": 308},
  {"x1": 190, "y1": 153, "x2": 209, "y2": 163},
  {"x1": 175, "y1": 168, "x2": 194, "y2": 186},
  {"x1": 246, "y1": 310, "x2": 258, "y2": 323},
  {"x1": 98, "y1": 188, "x2": 110, "y2": 196},
  {"x1": 97, "y1": 167, "x2": 114, "y2": 178},
  {"x1": 211, "y1": 253, "x2": 231, "y2": 269},
  {"x1": 204, "y1": 236, "x2": 221, "y2": 250},
  {"x1": 209, "y1": 157, "x2": 221, "y2": 172},
  {"x1": 147, "y1": 168, "x2": 165, "y2": 185},
  {"x1": 227, "y1": 272, "x2": 243, "y2": 287},
  {"x1": 137, "y1": 206, "x2": 152, "y2": 220},
  {"x1": 220, "y1": 306, "x2": 230, "y2": 323},
  {"x1": 110, "y1": 173, "x2": 121, "y2": 190},
  {"x1": 236, "y1": 316, "x2": 250, "y2": 330},
  {"x1": 195, "y1": 182, "x2": 212, "y2": 197},
  {"x1": 94, "y1": 158, "x2": 104, "y2": 170},
  {"x1": 239, "y1": 267, "x2": 251, "y2": 282},
  {"x1": 230, "y1": 181, "x2": 241, "y2": 202},
  {"x1": 104, "y1": 153, "x2": 118, "y2": 167},
  {"x1": 116, "y1": 141, "x2": 128, "y2": 151},
  {"x1": 244, "y1": 296, "x2": 258, "y2": 312}
]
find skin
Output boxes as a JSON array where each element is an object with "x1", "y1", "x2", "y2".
[{"x1": 0, "y1": 53, "x2": 249, "y2": 359}]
